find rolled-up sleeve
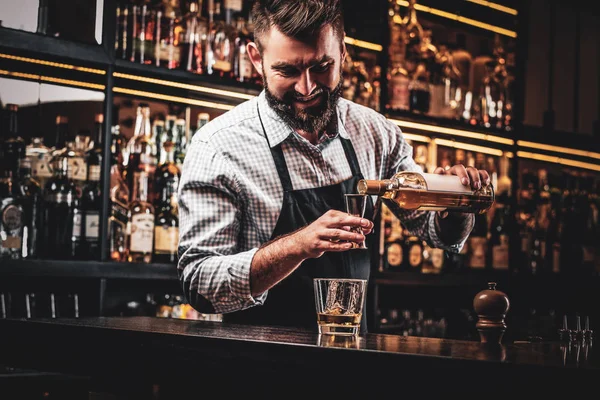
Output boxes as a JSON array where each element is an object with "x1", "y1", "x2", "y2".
[{"x1": 177, "y1": 136, "x2": 267, "y2": 314}]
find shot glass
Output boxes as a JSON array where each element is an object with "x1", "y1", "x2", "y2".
[
  {"x1": 314, "y1": 278, "x2": 367, "y2": 336},
  {"x1": 344, "y1": 194, "x2": 368, "y2": 249}
]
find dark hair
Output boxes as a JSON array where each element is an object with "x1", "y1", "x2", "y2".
[{"x1": 250, "y1": 0, "x2": 345, "y2": 53}]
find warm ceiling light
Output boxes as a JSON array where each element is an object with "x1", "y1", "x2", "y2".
[
  {"x1": 388, "y1": 118, "x2": 514, "y2": 145},
  {"x1": 0, "y1": 69, "x2": 105, "y2": 91},
  {"x1": 435, "y1": 138, "x2": 504, "y2": 157},
  {"x1": 0, "y1": 53, "x2": 106, "y2": 75},
  {"x1": 517, "y1": 140, "x2": 600, "y2": 161},
  {"x1": 402, "y1": 132, "x2": 432, "y2": 143},
  {"x1": 466, "y1": 0, "x2": 518, "y2": 16},
  {"x1": 395, "y1": 1, "x2": 517, "y2": 38},
  {"x1": 517, "y1": 151, "x2": 600, "y2": 172},
  {"x1": 113, "y1": 72, "x2": 256, "y2": 101},
  {"x1": 344, "y1": 37, "x2": 383, "y2": 52},
  {"x1": 113, "y1": 87, "x2": 235, "y2": 111}
]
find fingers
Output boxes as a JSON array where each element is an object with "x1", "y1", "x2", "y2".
[
  {"x1": 322, "y1": 210, "x2": 374, "y2": 231},
  {"x1": 324, "y1": 229, "x2": 365, "y2": 245},
  {"x1": 448, "y1": 164, "x2": 490, "y2": 190},
  {"x1": 433, "y1": 167, "x2": 445, "y2": 174}
]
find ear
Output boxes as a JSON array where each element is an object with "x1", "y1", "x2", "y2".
[{"x1": 247, "y1": 42, "x2": 263, "y2": 77}]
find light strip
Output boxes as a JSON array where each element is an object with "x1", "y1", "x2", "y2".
[
  {"x1": 113, "y1": 87, "x2": 235, "y2": 111},
  {"x1": 395, "y1": 1, "x2": 517, "y2": 38},
  {"x1": 388, "y1": 118, "x2": 514, "y2": 145},
  {"x1": 517, "y1": 151, "x2": 600, "y2": 172},
  {"x1": 435, "y1": 138, "x2": 504, "y2": 157},
  {"x1": 0, "y1": 69, "x2": 105, "y2": 91},
  {"x1": 402, "y1": 132, "x2": 432, "y2": 143},
  {"x1": 344, "y1": 37, "x2": 383, "y2": 52},
  {"x1": 0, "y1": 53, "x2": 106, "y2": 75},
  {"x1": 465, "y1": 0, "x2": 518, "y2": 16},
  {"x1": 517, "y1": 140, "x2": 600, "y2": 161},
  {"x1": 113, "y1": 72, "x2": 256, "y2": 101}
]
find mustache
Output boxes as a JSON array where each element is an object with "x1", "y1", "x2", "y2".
[{"x1": 284, "y1": 87, "x2": 326, "y2": 103}]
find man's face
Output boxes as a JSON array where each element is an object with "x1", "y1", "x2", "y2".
[{"x1": 258, "y1": 25, "x2": 345, "y2": 134}]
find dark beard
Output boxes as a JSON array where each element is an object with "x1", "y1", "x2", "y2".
[{"x1": 263, "y1": 68, "x2": 343, "y2": 135}]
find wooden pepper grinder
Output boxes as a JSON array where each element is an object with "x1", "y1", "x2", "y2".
[{"x1": 473, "y1": 282, "x2": 510, "y2": 344}]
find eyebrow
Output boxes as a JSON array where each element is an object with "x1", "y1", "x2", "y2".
[{"x1": 271, "y1": 55, "x2": 334, "y2": 72}]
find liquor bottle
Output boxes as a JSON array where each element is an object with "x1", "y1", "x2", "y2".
[
  {"x1": 405, "y1": 235, "x2": 424, "y2": 271},
  {"x1": 126, "y1": 104, "x2": 157, "y2": 202},
  {"x1": 131, "y1": 0, "x2": 155, "y2": 65},
  {"x1": 15, "y1": 156, "x2": 43, "y2": 259},
  {"x1": 154, "y1": 187, "x2": 179, "y2": 263},
  {"x1": 127, "y1": 171, "x2": 154, "y2": 263},
  {"x1": 0, "y1": 161, "x2": 24, "y2": 260},
  {"x1": 152, "y1": 119, "x2": 166, "y2": 165},
  {"x1": 204, "y1": 0, "x2": 217, "y2": 75},
  {"x1": 180, "y1": 1, "x2": 207, "y2": 74},
  {"x1": 26, "y1": 137, "x2": 53, "y2": 191},
  {"x1": 154, "y1": 1, "x2": 180, "y2": 69},
  {"x1": 212, "y1": 0, "x2": 238, "y2": 79},
  {"x1": 42, "y1": 156, "x2": 82, "y2": 260},
  {"x1": 174, "y1": 118, "x2": 187, "y2": 166},
  {"x1": 488, "y1": 198, "x2": 511, "y2": 271},
  {"x1": 233, "y1": 15, "x2": 253, "y2": 83},
  {"x1": 80, "y1": 114, "x2": 104, "y2": 260},
  {"x1": 467, "y1": 211, "x2": 488, "y2": 269},
  {"x1": 154, "y1": 140, "x2": 181, "y2": 208},
  {"x1": 357, "y1": 171, "x2": 494, "y2": 214},
  {"x1": 387, "y1": 0, "x2": 409, "y2": 111},
  {"x1": 109, "y1": 140, "x2": 130, "y2": 262},
  {"x1": 383, "y1": 217, "x2": 405, "y2": 271},
  {"x1": 195, "y1": 112, "x2": 210, "y2": 134}
]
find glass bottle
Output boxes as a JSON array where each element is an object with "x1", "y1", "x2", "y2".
[
  {"x1": 174, "y1": 118, "x2": 187, "y2": 166},
  {"x1": 15, "y1": 157, "x2": 43, "y2": 259},
  {"x1": 42, "y1": 156, "x2": 82, "y2": 260},
  {"x1": 127, "y1": 171, "x2": 154, "y2": 263},
  {"x1": 80, "y1": 114, "x2": 104, "y2": 260},
  {"x1": 233, "y1": 15, "x2": 253, "y2": 83},
  {"x1": 180, "y1": 1, "x2": 206, "y2": 74},
  {"x1": 154, "y1": 140, "x2": 181, "y2": 208},
  {"x1": 155, "y1": 1, "x2": 180, "y2": 69},
  {"x1": 0, "y1": 161, "x2": 24, "y2": 260},
  {"x1": 211, "y1": 0, "x2": 238, "y2": 79},
  {"x1": 357, "y1": 171, "x2": 494, "y2": 214},
  {"x1": 126, "y1": 103, "x2": 157, "y2": 203},
  {"x1": 109, "y1": 140, "x2": 130, "y2": 263},
  {"x1": 154, "y1": 188, "x2": 179, "y2": 263},
  {"x1": 387, "y1": 0, "x2": 409, "y2": 111}
]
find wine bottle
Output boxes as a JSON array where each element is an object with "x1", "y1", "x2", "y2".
[{"x1": 357, "y1": 171, "x2": 494, "y2": 214}]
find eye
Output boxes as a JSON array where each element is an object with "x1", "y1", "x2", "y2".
[
  {"x1": 277, "y1": 67, "x2": 300, "y2": 77},
  {"x1": 312, "y1": 62, "x2": 332, "y2": 73}
]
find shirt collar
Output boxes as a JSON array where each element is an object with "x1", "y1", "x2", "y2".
[{"x1": 257, "y1": 90, "x2": 349, "y2": 148}]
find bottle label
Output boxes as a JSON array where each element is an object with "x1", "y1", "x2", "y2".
[
  {"x1": 85, "y1": 211, "x2": 100, "y2": 239},
  {"x1": 154, "y1": 226, "x2": 179, "y2": 253},
  {"x1": 112, "y1": 199, "x2": 129, "y2": 224},
  {"x1": 239, "y1": 51, "x2": 253, "y2": 80},
  {"x1": 388, "y1": 74, "x2": 410, "y2": 110},
  {"x1": 492, "y1": 235, "x2": 509, "y2": 270},
  {"x1": 552, "y1": 244, "x2": 560, "y2": 273},
  {"x1": 88, "y1": 165, "x2": 101, "y2": 182},
  {"x1": 468, "y1": 237, "x2": 487, "y2": 269},
  {"x1": 2, "y1": 204, "x2": 22, "y2": 231},
  {"x1": 68, "y1": 156, "x2": 88, "y2": 181},
  {"x1": 430, "y1": 248, "x2": 445, "y2": 270},
  {"x1": 408, "y1": 243, "x2": 423, "y2": 267},
  {"x1": 30, "y1": 154, "x2": 53, "y2": 179},
  {"x1": 130, "y1": 213, "x2": 154, "y2": 253},
  {"x1": 72, "y1": 209, "x2": 82, "y2": 239},
  {"x1": 213, "y1": 60, "x2": 232, "y2": 73},
  {"x1": 225, "y1": 0, "x2": 243, "y2": 11},
  {"x1": 385, "y1": 242, "x2": 403, "y2": 268}
]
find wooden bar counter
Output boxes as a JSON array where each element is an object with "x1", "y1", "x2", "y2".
[{"x1": 0, "y1": 316, "x2": 596, "y2": 397}]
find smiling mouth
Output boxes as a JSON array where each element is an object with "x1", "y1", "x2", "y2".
[{"x1": 294, "y1": 91, "x2": 324, "y2": 103}]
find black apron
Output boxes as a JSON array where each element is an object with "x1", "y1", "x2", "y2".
[{"x1": 223, "y1": 106, "x2": 374, "y2": 333}]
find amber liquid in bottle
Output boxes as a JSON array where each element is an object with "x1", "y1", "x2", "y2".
[{"x1": 358, "y1": 172, "x2": 494, "y2": 214}]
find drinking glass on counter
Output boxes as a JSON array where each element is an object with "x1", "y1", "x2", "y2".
[{"x1": 314, "y1": 278, "x2": 366, "y2": 336}]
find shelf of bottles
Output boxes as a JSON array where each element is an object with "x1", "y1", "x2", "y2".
[{"x1": 1, "y1": 0, "x2": 599, "y2": 285}]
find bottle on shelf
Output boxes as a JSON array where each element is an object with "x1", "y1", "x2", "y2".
[
  {"x1": 42, "y1": 155, "x2": 82, "y2": 260},
  {"x1": 127, "y1": 171, "x2": 154, "y2": 263},
  {"x1": 126, "y1": 103, "x2": 157, "y2": 203},
  {"x1": 131, "y1": 0, "x2": 156, "y2": 65},
  {"x1": 180, "y1": 1, "x2": 207, "y2": 74},
  {"x1": 26, "y1": 137, "x2": 53, "y2": 191},
  {"x1": 109, "y1": 134, "x2": 130, "y2": 263},
  {"x1": 153, "y1": 142, "x2": 179, "y2": 263},
  {"x1": 154, "y1": 0, "x2": 181, "y2": 69},
  {"x1": 211, "y1": 0, "x2": 238, "y2": 79},
  {"x1": 404, "y1": 235, "x2": 424, "y2": 272},
  {"x1": 0, "y1": 160, "x2": 24, "y2": 260},
  {"x1": 80, "y1": 114, "x2": 104, "y2": 260},
  {"x1": 14, "y1": 155, "x2": 43, "y2": 259},
  {"x1": 357, "y1": 171, "x2": 494, "y2": 214}
]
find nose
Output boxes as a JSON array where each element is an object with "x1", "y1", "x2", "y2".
[{"x1": 295, "y1": 69, "x2": 317, "y2": 97}]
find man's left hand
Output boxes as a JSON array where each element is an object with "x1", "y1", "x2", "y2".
[{"x1": 433, "y1": 164, "x2": 490, "y2": 219}]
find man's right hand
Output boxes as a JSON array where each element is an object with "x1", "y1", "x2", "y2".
[{"x1": 290, "y1": 209, "x2": 374, "y2": 259}]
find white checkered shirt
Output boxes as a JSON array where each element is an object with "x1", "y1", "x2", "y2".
[{"x1": 177, "y1": 91, "x2": 473, "y2": 314}]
